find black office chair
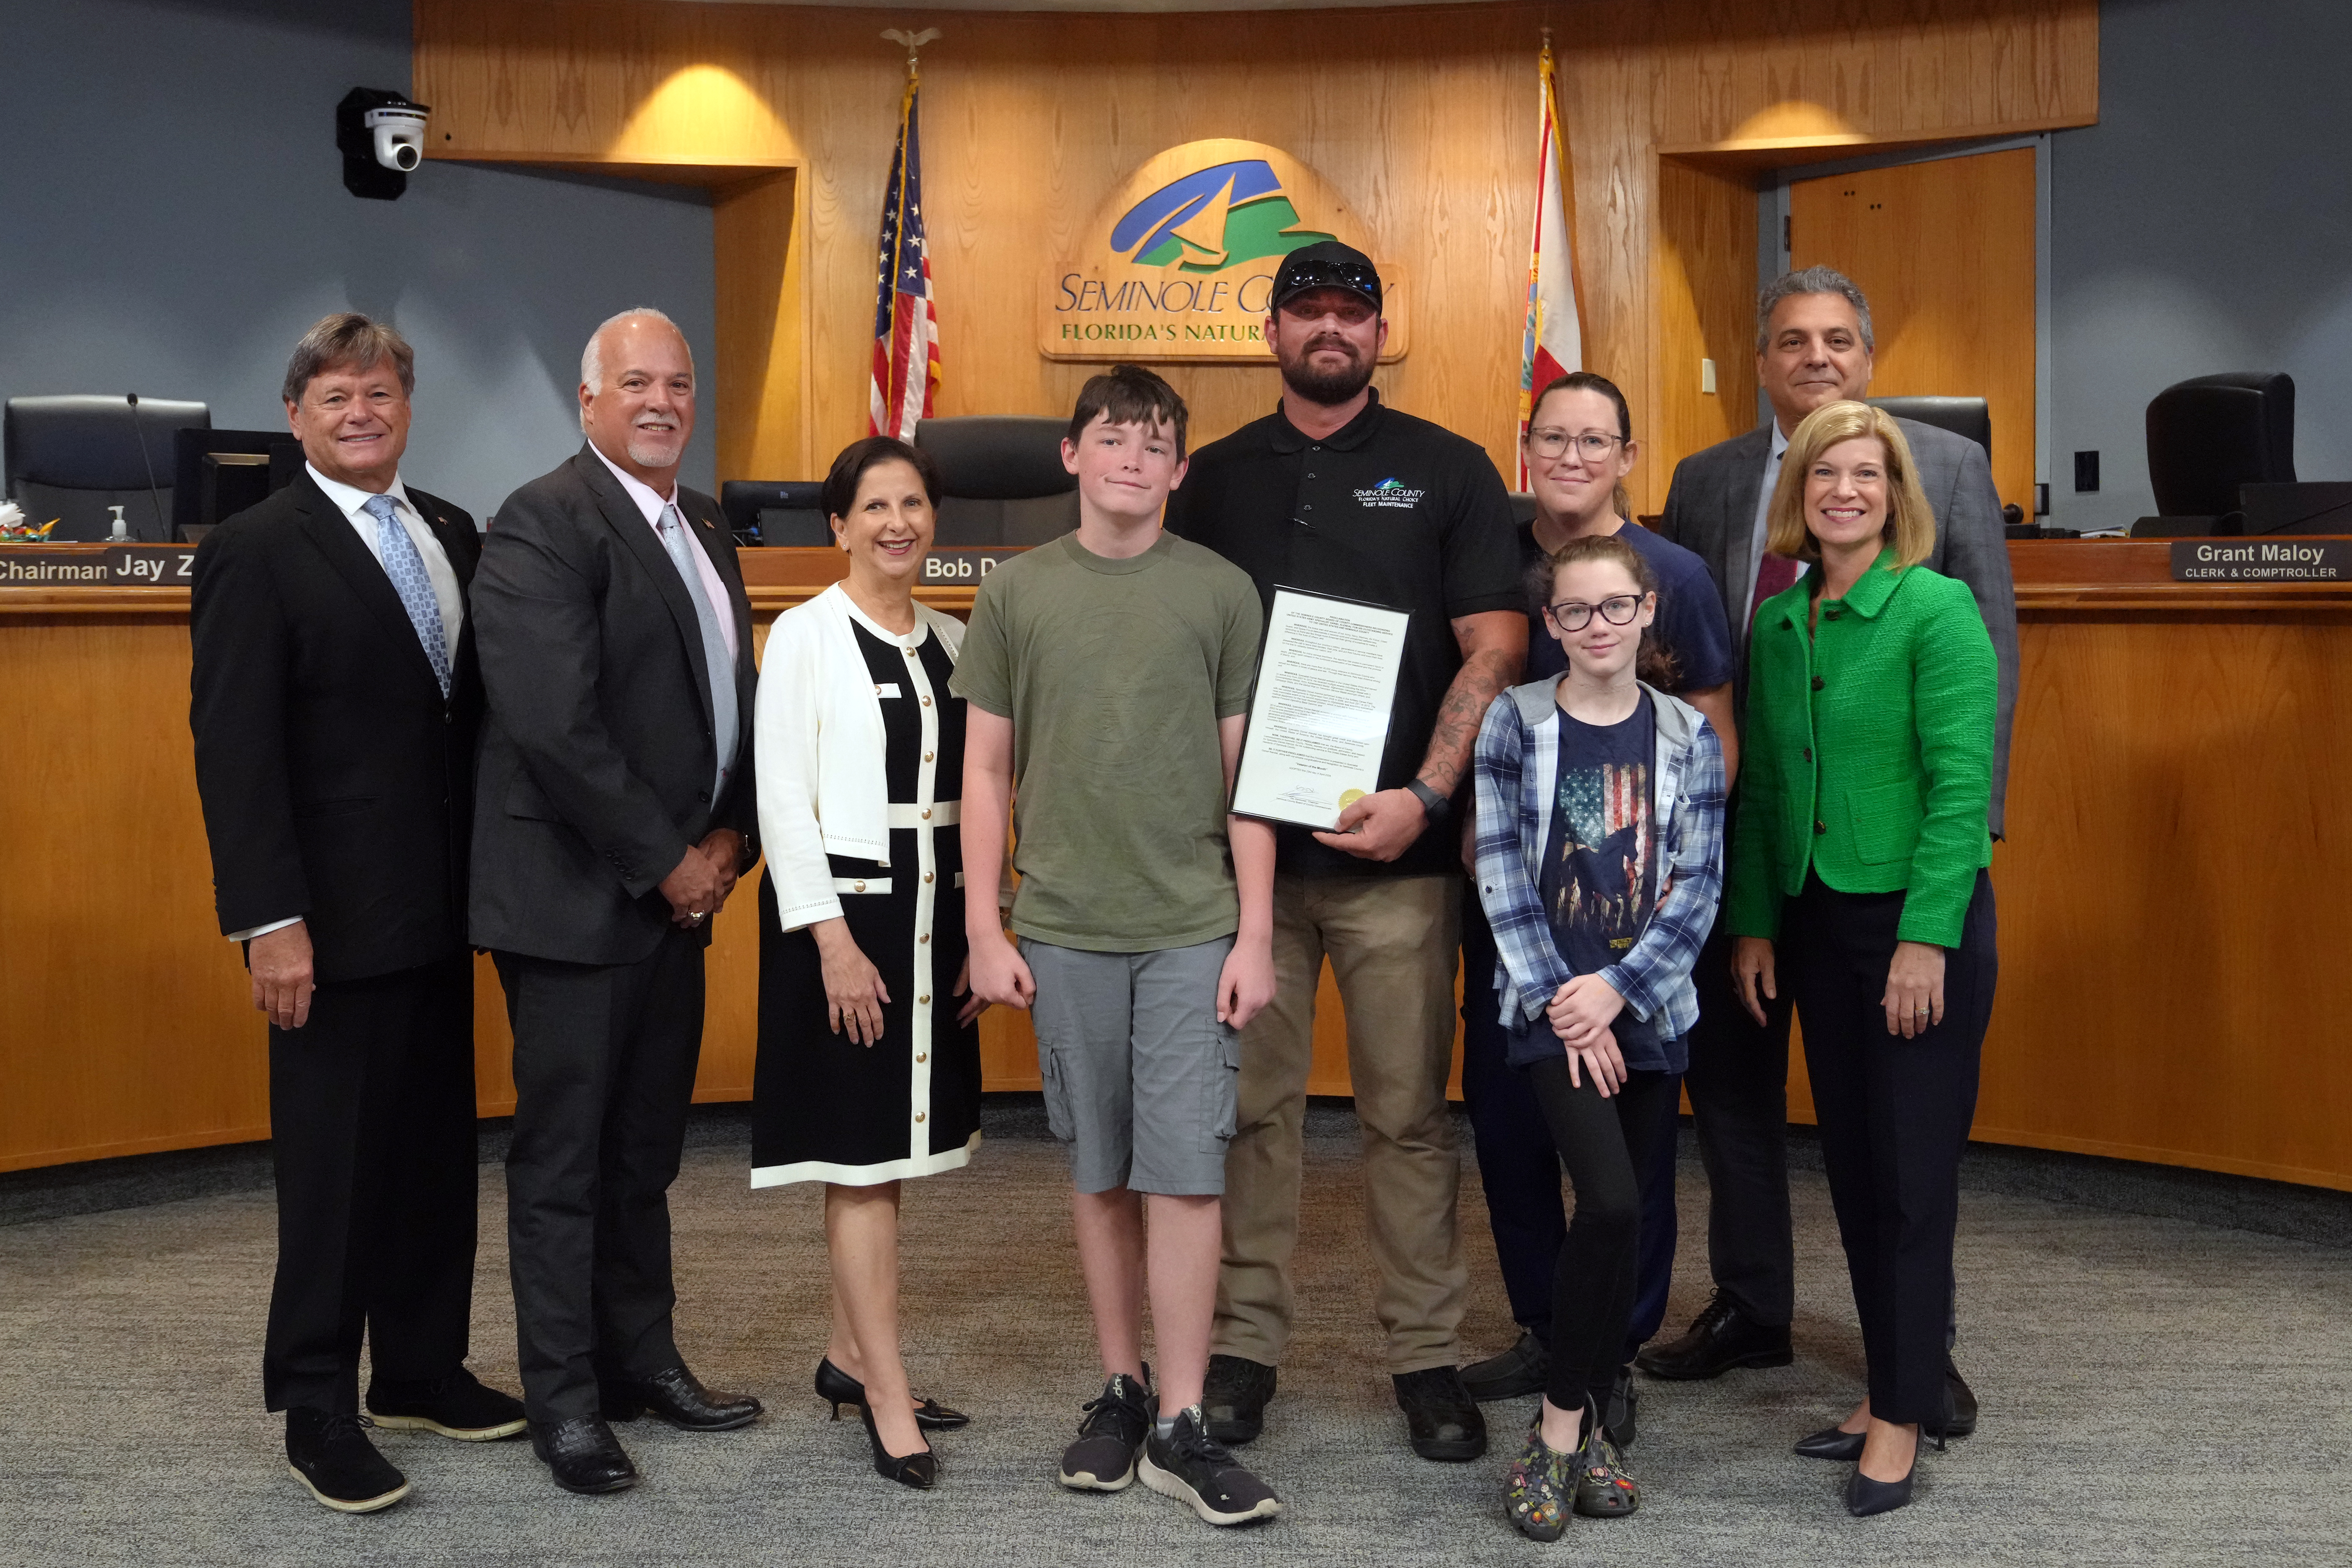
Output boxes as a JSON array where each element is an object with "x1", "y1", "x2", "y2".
[
  {"x1": 720, "y1": 480, "x2": 829, "y2": 546},
  {"x1": 914, "y1": 415, "x2": 1078, "y2": 547},
  {"x1": 1867, "y1": 395, "x2": 1991, "y2": 460},
  {"x1": 4, "y1": 395, "x2": 210, "y2": 541},
  {"x1": 2145, "y1": 371, "x2": 2295, "y2": 518}
]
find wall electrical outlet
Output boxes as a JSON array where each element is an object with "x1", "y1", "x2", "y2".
[{"x1": 1701, "y1": 358, "x2": 1717, "y2": 395}]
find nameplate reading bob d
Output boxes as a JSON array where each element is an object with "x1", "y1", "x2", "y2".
[
  {"x1": 918, "y1": 546, "x2": 1025, "y2": 581},
  {"x1": 1043, "y1": 139, "x2": 1408, "y2": 364},
  {"x1": 2170, "y1": 539, "x2": 2352, "y2": 583}
]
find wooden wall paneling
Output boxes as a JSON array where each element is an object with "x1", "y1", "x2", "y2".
[
  {"x1": 713, "y1": 170, "x2": 810, "y2": 484},
  {"x1": 1652, "y1": 157, "x2": 1759, "y2": 504},
  {"x1": 1790, "y1": 148, "x2": 2039, "y2": 512},
  {"x1": 0, "y1": 617, "x2": 267, "y2": 1172}
]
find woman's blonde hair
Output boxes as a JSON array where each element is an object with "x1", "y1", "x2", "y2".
[{"x1": 1765, "y1": 400, "x2": 1936, "y2": 569}]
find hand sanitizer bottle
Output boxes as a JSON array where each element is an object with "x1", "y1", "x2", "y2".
[{"x1": 108, "y1": 505, "x2": 130, "y2": 542}]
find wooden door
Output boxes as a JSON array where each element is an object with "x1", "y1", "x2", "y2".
[{"x1": 1790, "y1": 148, "x2": 2037, "y2": 515}]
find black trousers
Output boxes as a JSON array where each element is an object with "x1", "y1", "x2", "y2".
[
  {"x1": 498, "y1": 930, "x2": 706, "y2": 1424},
  {"x1": 1526, "y1": 1059, "x2": 1682, "y2": 1414},
  {"x1": 263, "y1": 952, "x2": 478, "y2": 1414},
  {"x1": 1681, "y1": 920, "x2": 1799, "y2": 1327},
  {"x1": 1458, "y1": 901, "x2": 1679, "y2": 1358},
  {"x1": 1785, "y1": 870, "x2": 1995, "y2": 1426}
]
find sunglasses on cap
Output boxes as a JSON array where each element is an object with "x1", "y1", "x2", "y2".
[{"x1": 1271, "y1": 258, "x2": 1382, "y2": 312}]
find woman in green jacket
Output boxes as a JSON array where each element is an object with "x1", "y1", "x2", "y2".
[{"x1": 1724, "y1": 400, "x2": 1997, "y2": 1518}]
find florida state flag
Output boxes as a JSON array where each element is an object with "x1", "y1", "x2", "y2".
[
  {"x1": 869, "y1": 72, "x2": 940, "y2": 441},
  {"x1": 1517, "y1": 41, "x2": 1584, "y2": 487}
]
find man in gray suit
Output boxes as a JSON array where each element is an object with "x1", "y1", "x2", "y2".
[
  {"x1": 471, "y1": 308, "x2": 763, "y2": 1495},
  {"x1": 1638, "y1": 268, "x2": 2016, "y2": 1434}
]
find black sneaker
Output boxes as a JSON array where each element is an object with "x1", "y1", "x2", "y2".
[
  {"x1": 285, "y1": 1408, "x2": 409, "y2": 1514},
  {"x1": 1200, "y1": 1353, "x2": 1276, "y2": 1445},
  {"x1": 1140, "y1": 1405, "x2": 1282, "y2": 1526},
  {"x1": 1393, "y1": 1365, "x2": 1487, "y2": 1461},
  {"x1": 366, "y1": 1368, "x2": 528, "y2": 1441},
  {"x1": 1057, "y1": 1371, "x2": 1154, "y2": 1492},
  {"x1": 1460, "y1": 1329, "x2": 1549, "y2": 1402}
]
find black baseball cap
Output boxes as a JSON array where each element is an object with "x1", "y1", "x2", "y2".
[{"x1": 1269, "y1": 240, "x2": 1383, "y2": 314}]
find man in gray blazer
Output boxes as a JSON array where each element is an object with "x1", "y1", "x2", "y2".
[
  {"x1": 471, "y1": 308, "x2": 763, "y2": 1495},
  {"x1": 1639, "y1": 268, "x2": 2016, "y2": 1433}
]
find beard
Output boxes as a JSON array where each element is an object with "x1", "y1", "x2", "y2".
[
  {"x1": 626, "y1": 424, "x2": 686, "y2": 469},
  {"x1": 1278, "y1": 335, "x2": 1375, "y2": 406}
]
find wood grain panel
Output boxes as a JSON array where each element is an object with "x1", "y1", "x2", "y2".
[
  {"x1": 713, "y1": 171, "x2": 811, "y2": 485},
  {"x1": 1792, "y1": 147, "x2": 2039, "y2": 513},
  {"x1": 1654, "y1": 158, "x2": 1759, "y2": 489},
  {"x1": 415, "y1": 0, "x2": 2096, "y2": 507}
]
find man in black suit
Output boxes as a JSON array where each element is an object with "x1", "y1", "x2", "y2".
[
  {"x1": 470, "y1": 307, "x2": 762, "y2": 1495},
  {"x1": 1639, "y1": 267, "x2": 2017, "y2": 1434},
  {"x1": 190, "y1": 313, "x2": 526, "y2": 1514}
]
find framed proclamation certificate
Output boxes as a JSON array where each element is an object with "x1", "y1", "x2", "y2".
[{"x1": 1231, "y1": 586, "x2": 1411, "y2": 830}]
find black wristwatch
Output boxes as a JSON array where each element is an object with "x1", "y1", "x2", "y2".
[{"x1": 1404, "y1": 779, "x2": 1453, "y2": 826}]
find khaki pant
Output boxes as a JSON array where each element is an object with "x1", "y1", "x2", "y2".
[{"x1": 1213, "y1": 872, "x2": 1465, "y2": 1375}]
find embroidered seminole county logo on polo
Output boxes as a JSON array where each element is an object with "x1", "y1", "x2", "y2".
[
  {"x1": 1355, "y1": 477, "x2": 1426, "y2": 510},
  {"x1": 1044, "y1": 139, "x2": 1409, "y2": 364}
]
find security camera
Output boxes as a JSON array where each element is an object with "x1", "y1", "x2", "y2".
[
  {"x1": 366, "y1": 105, "x2": 428, "y2": 172},
  {"x1": 336, "y1": 88, "x2": 431, "y2": 201}
]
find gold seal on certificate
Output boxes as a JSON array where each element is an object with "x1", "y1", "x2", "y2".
[{"x1": 1231, "y1": 588, "x2": 1411, "y2": 830}]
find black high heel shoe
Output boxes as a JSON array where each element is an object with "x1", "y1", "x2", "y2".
[
  {"x1": 1795, "y1": 1424, "x2": 1867, "y2": 1462},
  {"x1": 815, "y1": 1358, "x2": 970, "y2": 1431},
  {"x1": 1845, "y1": 1424, "x2": 1941, "y2": 1516},
  {"x1": 855, "y1": 1398, "x2": 939, "y2": 1490}
]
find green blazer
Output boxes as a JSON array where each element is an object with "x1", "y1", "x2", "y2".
[{"x1": 1724, "y1": 550, "x2": 1996, "y2": 948}]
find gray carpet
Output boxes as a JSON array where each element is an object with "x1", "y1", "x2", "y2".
[{"x1": 1, "y1": 1105, "x2": 2347, "y2": 1566}]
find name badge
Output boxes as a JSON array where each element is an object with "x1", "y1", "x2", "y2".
[{"x1": 874, "y1": 683, "x2": 903, "y2": 699}]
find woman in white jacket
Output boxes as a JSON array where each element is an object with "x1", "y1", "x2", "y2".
[{"x1": 750, "y1": 436, "x2": 986, "y2": 1491}]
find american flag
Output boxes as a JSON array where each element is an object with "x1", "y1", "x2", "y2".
[{"x1": 869, "y1": 74, "x2": 940, "y2": 441}]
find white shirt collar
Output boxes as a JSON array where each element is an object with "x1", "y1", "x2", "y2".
[
  {"x1": 587, "y1": 441, "x2": 677, "y2": 528},
  {"x1": 307, "y1": 462, "x2": 415, "y2": 524},
  {"x1": 1767, "y1": 421, "x2": 1790, "y2": 462}
]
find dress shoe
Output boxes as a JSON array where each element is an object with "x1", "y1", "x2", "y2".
[
  {"x1": 814, "y1": 1357, "x2": 970, "y2": 1430},
  {"x1": 1603, "y1": 1364, "x2": 1638, "y2": 1449},
  {"x1": 1201, "y1": 1354, "x2": 1277, "y2": 1445},
  {"x1": 1845, "y1": 1451, "x2": 1917, "y2": 1516},
  {"x1": 1940, "y1": 1356, "x2": 1979, "y2": 1439},
  {"x1": 1794, "y1": 1424, "x2": 1867, "y2": 1462},
  {"x1": 529, "y1": 1416, "x2": 639, "y2": 1496},
  {"x1": 1460, "y1": 1329, "x2": 1549, "y2": 1403},
  {"x1": 1634, "y1": 1289, "x2": 1792, "y2": 1381},
  {"x1": 366, "y1": 1368, "x2": 527, "y2": 1441},
  {"x1": 600, "y1": 1364, "x2": 762, "y2": 1431},
  {"x1": 284, "y1": 1408, "x2": 409, "y2": 1514},
  {"x1": 856, "y1": 1397, "x2": 939, "y2": 1489},
  {"x1": 1393, "y1": 1365, "x2": 1487, "y2": 1462}
]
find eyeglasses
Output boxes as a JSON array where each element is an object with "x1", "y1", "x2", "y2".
[
  {"x1": 1547, "y1": 594, "x2": 1644, "y2": 631},
  {"x1": 1527, "y1": 428, "x2": 1625, "y2": 462}
]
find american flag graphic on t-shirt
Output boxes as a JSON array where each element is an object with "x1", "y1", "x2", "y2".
[{"x1": 1552, "y1": 761, "x2": 1654, "y2": 942}]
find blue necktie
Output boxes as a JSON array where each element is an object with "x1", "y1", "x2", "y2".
[
  {"x1": 363, "y1": 493, "x2": 451, "y2": 699},
  {"x1": 657, "y1": 502, "x2": 739, "y2": 798}
]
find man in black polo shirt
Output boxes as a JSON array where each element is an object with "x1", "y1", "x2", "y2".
[{"x1": 1166, "y1": 242, "x2": 1526, "y2": 1463}]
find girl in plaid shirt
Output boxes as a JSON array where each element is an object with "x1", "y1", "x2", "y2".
[{"x1": 1471, "y1": 534, "x2": 1725, "y2": 1542}]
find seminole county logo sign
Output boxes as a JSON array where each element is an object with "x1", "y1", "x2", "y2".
[{"x1": 1042, "y1": 139, "x2": 1408, "y2": 364}]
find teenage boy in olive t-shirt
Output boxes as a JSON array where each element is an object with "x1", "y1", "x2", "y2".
[{"x1": 955, "y1": 365, "x2": 1282, "y2": 1528}]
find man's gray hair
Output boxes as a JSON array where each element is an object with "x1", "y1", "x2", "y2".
[
  {"x1": 281, "y1": 312, "x2": 415, "y2": 406},
  {"x1": 1755, "y1": 266, "x2": 1874, "y2": 353},
  {"x1": 579, "y1": 307, "x2": 693, "y2": 397}
]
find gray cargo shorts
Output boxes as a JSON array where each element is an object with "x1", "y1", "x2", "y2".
[{"x1": 1020, "y1": 935, "x2": 1240, "y2": 1196}]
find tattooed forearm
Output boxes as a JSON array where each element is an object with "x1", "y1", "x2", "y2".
[{"x1": 1417, "y1": 645, "x2": 1519, "y2": 796}]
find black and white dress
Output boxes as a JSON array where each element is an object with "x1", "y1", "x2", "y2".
[{"x1": 750, "y1": 594, "x2": 980, "y2": 1186}]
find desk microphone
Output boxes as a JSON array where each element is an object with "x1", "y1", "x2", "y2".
[{"x1": 126, "y1": 392, "x2": 166, "y2": 541}]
